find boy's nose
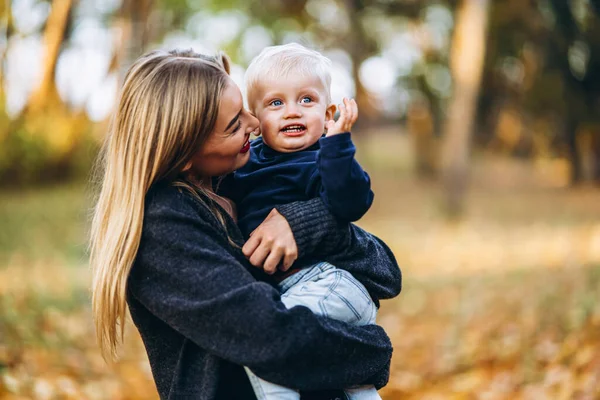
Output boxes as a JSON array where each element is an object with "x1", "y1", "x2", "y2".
[{"x1": 284, "y1": 104, "x2": 302, "y2": 118}]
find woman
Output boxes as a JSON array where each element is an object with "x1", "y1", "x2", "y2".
[{"x1": 90, "y1": 49, "x2": 401, "y2": 399}]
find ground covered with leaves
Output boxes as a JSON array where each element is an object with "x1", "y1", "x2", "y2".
[{"x1": 1, "y1": 134, "x2": 599, "y2": 399}]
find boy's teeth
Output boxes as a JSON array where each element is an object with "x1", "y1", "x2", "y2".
[{"x1": 282, "y1": 125, "x2": 304, "y2": 132}]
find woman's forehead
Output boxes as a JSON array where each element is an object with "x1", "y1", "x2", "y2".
[
  {"x1": 215, "y1": 80, "x2": 243, "y2": 130},
  {"x1": 221, "y1": 80, "x2": 242, "y2": 108}
]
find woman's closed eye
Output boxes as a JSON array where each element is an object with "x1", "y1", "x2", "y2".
[{"x1": 227, "y1": 121, "x2": 242, "y2": 136}]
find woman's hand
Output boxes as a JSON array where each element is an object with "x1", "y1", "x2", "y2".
[{"x1": 242, "y1": 208, "x2": 298, "y2": 274}]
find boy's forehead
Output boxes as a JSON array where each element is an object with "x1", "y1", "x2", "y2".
[{"x1": 255, "y1": 73, "x2": 328, "y2": 95}]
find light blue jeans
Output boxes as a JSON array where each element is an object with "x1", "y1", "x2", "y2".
[{"x1": 245, "y1": 262, "x2": 381, "y2": 400}]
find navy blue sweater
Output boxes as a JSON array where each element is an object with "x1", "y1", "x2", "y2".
[
  {"x1": 219, "y1": 133, "x2": 374, "y2": 238},
  {"x1": 127, "y1": 182, "x2": 401, "y2": 399}
]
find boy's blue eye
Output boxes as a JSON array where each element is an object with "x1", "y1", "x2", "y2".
[
  {"x1": 300, "y1": 97, "x2": 312, "y2": 104},
  {"x1": 270, "y1": 99, "x2": 283, "y2": 106}
]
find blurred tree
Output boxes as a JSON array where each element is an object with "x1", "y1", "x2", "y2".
[
  {"x1": 1, "y1": 0, "x2": 91, "y2": 186},
  {"x1": 333, "y1": 0, "x2": 378, "y2": 122},
  {"x1": 0, "y1": 0, "x2": 12, "y2": 119},
  {"x1": 179, "y1": 0, "x2": 426, "y2": 122},
  {"x1": 441, "y1": 0, "x2": 489, "y2": 215},
  {"x1": 477, "y1": 0, "x2": 600, "y2": 185},
  {"x1": 547, "y1": 0, "x2": 600, "y2": 183},
  {"x1": 26, "y1": 0, "x2": 73, "y2": 114},
  {"x1": 116, "y1": 0, "x2": 155, "y2": 82},
  {"x1": 4, "y1": 0, "x2": 600, "y2": 189}
]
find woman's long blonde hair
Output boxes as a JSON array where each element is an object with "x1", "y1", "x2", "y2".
[{"x1": 90, "y1": 49, "x2": 231, "y2": 360}]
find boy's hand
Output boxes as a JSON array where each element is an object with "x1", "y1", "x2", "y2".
[
  {"x1": 325, "y1": 97, "x2": 358, "y2": 136},
  {"x1": 242, "y1": 208, "x2": 298, "y2": 274}
]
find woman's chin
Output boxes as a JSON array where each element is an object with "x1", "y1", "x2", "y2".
[{"x1": 233, "y1": 151, "x2": 251, "y2": 170}]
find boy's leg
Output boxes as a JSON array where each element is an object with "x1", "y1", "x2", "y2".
[
  {"x1": 279, "y1": 262, "x2": 377, "y2": 326},
  {"x1": 244, "y1": 366, "x2": 300, "y2": 400},
  {"x1": 279, "y1": 263, "x2": 380, "y2": 400},
  {"x1": 245, "y1": 262, "x2": 380, "y2": 400},
  {"x1": 242, "y1": 267, "x2": 323, "y2": 400}
]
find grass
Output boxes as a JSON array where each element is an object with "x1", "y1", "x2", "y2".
[
  {"x1": 1, "y1": 132, "x2": 600, "y2": 398},
  {"x1": 0, "y1": 184, "x2": 90, "y2": 266}
]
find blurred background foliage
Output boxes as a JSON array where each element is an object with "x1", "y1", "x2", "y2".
[
  {"x1": 1, "y1": 0, "x2": 600, "y2": 399},
  {"x1": 2, "y1": 0, "x2": 600, "y2": 195}
]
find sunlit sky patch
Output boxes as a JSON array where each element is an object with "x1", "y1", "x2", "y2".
[{"x1": 5, "y1": 35, "x2": 44, "y2": 116}]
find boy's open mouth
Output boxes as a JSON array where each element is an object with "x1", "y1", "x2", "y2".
[{"x1": 280, "y1": 124, "x2": 306, "y2": 136}]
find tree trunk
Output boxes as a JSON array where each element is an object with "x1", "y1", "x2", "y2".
[
  {"x1": 407, "y1": 98, "x2": 438, "y2": 178},
  {"x1": 566, "y1": 117, "x2": 583, "y2": 184},
  {"x1": 0, "y1": 0, "x2": 13, "y2": 85},
  {"x1": 117, "y1": 0, "x2": 154, "y2": 83},
  {"x1": 342, "y1": 0, "x2": 379, "y2": 125},
  {"x1": 591, "y1": 131, "x2": 600, "y2": 184},
  {"x1": 26, "y1": 0, "x2": 73, "y2": 114},
  {"x1": 440, "y1": 0, "x2": 490, "y2": 216},
  {"x1": 0, "y1": 0, "x2": 13, "y2": 120}
]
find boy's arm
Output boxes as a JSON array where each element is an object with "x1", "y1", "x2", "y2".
[
  {"x1": 310, "y1": 132, "x2": 374, "y2": 222},
  {"x1": 306, "y1": 97, "x2": 373, "y2": 222}
]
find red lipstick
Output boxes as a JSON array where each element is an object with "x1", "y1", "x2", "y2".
[{"x1": 240, "y1": 139, "x2": 250, "y2": 153}]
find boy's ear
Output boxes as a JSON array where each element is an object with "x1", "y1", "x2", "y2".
[{"x1": 325, "y1": 103, "x2": 337, "y2": 121}]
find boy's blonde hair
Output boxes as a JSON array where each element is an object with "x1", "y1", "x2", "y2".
[
  {"x1": 90, "y1": 49, "x2": 231, "y2": 361},
  {"x1": 245, "y1": 43, "x2": 332, "y2": 112}
]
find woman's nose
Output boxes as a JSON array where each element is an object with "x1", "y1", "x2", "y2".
[{"x1": 246, "y1": 112, "x2": 259, "y2": 133}]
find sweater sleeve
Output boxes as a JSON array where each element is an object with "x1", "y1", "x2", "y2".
[
  {"x1": 129, "y1": 193, "x2": 392, "y2": 390},
  {"x1": 308, "y1": 133, "x2": 374, "y2": 222},
  {"x1": 276, "y1": 198, "x2": 402, "y2": 302}
]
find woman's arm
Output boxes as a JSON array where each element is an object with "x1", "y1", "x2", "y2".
[
  {"x1": 129, "y1": 190, "x2": 391, "y2": 390},
  {"x1": 276, "y1": 198, "x2": 402, "y2": 302}
]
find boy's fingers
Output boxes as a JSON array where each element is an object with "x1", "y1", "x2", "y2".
[
  {"x1": 337, "y1": 101, "x2": 348, "y2": 129},
  {"x1": 343, "y1": 98, "x2": 356, "y2": 129},
  {"x1": 340, "y1": 98, "x2": 356, "y2": 131},
  {"x1": 326, "y1": 120, "x2": 335, "y2": 131},
  {"x1": 338, "y1": 101, "x2": 346, "y2": 119},
  {"x1": 343, "y1": 97, "x2": 350, "y2": 110},
  {"x1": 346, "y1": 98, "x2": 355, "y2": 125}
]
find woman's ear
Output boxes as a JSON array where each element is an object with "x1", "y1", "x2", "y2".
[
  {"x1": 325, "y1": 103, "x2": 337, "y2": 122},
  {"x1": 181, "y1": 160, "x2": 193, "y2": 173}
]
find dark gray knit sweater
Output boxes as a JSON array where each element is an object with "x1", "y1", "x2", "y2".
[{"x1": 127, "y1": 181, "x2": 402, "y2": 399}]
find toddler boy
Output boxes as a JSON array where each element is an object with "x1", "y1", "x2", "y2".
[{"x1": 219, "y1": 43, "x2": 384, "y2": 400}]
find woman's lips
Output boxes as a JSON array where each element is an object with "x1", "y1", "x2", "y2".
[{"x1": 240, "y1": 138, "x2": 250, "y2": 153}]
